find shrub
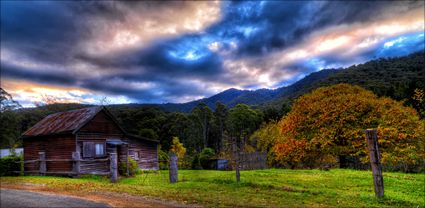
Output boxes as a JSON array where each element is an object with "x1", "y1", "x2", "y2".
[
  {"x1": 199, "y1": 148, "x2": 215, "y2": 169},
  {"x1": 169, "y1": 137, "x2": 186, "y2": 159},
  {"x1": 191, "y1": 154, "x2": 202, "y2": 170},
  {"x1": 179, "y1": 155, "x2": 193, "y2": 170},
  {"x1": 158, "y1": 147, "x2": 169, "y2": 170},
  {"x1": 118, "y1": 157, "x2": 139, "y2": 176},
  {"x1": 0, "y1": 155, "x2": 22, "y2": 176}
]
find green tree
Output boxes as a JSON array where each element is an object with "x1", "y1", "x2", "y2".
[
  {"x1": 199, "y1": 148, "x2": 215, "y2": 169},
  {"x1": 138, "y1": 128, "x2": 159, "y2": 140},
  {"x1": 0, "y1": 88, "x2": 21, "y2": 112},
  {"x1": 213, "y1": 102, "x2": 227, "y2": 153},
  {"x1": 226, "y1": 104, "x2": 262, "y2": 182},
  {"x1": 0, "y1": 88, "x2": 22, "y2": 148},
  {"x1": 250, "y1": 120, "x2": 282, "y2": 166},
  {"x1": 191, "y1": 103, "x2": 213, "y2": 149}
]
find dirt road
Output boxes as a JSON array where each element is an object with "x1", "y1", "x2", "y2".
[
  {"x1": 1, "y1": 189, "x2": 111, "y2": 207},
  {"x1": 0, "y1": 183, "x2": 196, "y2": 208}
]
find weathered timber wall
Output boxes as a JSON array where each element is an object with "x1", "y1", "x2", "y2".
[
  {"x1": 78, "y1": 111, "x2": 123, "y2": 134},
  {"x1": 77, "y1": 134, "x2": 120, "y2": 174},
  {"x1": 76, "y1": 112, "x2": 125, "y2": 174},
  {"x1": 123, "y1": 138, "x2": 158, "y2": 170},
  {"x1": 23, "y1": 135, "x2": 75, "y2": 172}
]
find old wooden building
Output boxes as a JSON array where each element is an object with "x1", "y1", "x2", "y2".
[{"x1": 22, "y1": 106, "x2": 158, "y2": 175}]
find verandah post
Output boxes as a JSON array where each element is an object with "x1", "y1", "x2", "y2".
[
  {"x1": 365, "y1": 129, "x2": 384, "y2": 198},
  {"x1": 72, "y1": 152, "x2": 80, "y2": 176},
  {"x1": 38, "y1": 152, "x2": 46, "y2": 176}
]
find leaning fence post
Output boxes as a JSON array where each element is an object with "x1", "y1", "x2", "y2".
[
  {"x1": 169, "y1": 153, "x2": 178, "y2": 183},
  {"x1": 72, "y1": 152, "x2": 80, "y2": 176},
  {"x1": 365, "y1": 129, "x2": 384, "y2": 198},
  {"x1": 110, "y1": 153, "x2": 118, "y2": 183},
  {"x1": 38, "y1": 152, "x2": 46, "y2": 176}
]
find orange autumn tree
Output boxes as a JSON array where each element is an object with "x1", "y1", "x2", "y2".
[{"x1": 272, "y1": 84, "x2": 425, "y2": 172}]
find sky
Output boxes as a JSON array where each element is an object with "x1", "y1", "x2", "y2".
[{"x1": 1, "y1": 1, "x2": 424, "y2": 107}]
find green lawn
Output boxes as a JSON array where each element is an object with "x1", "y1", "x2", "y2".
[{"x1": 1, "y1": 169, "x2": 424, "y2": 207}]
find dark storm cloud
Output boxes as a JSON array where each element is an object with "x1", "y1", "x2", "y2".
[
  {"x1": 0, "y1": 62, "x2": 76, "y2": 85},
  {"x1": 208, "y1": 1, "x2": 424, "y2": 56},
  {"x1": 81, "y1": 76, "x2": 209, "y2": 103},
  {"x1": 0, "y1": 1, "x2": 83, "y2": 64},
  {"x1": 75, "y1": 32, "x2": 225, "y2": 80},
  {"x1": 1, "y1": 0, "x2": 423, "y2": 104}
]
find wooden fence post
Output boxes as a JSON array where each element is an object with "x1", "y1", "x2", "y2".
[
  {"x1": 126, "y1": 145, "x2": 129, "y2": 176},
  {"x1": 365, "y1": 129, "x2": 384, "y2": 198},
  {"x1": 110, "y1": 153, "x2": 118, "y2": 183},
  {"x1": 38, "y1": 152, "x2": 46, "y2": 176},
  {"x1": 169, "y1": 153, "x2": 178, "y2": 183},
  {"x1": 72, "y1": 152, "x2": 80, "y2": 176},
  {"x1": 233, "y1": 143, "x2": 240, "y2": 182}
]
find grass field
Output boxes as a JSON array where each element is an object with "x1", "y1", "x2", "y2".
[{"x1": 1, "y1": 169, "x2": 424, "y2": 207}]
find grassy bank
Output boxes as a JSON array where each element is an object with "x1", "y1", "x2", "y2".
[{"x1": 1, "y1": 169, "x2": 424, "y2": 207}]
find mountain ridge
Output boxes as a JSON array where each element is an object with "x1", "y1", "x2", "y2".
[{"x1": 153, "y1": 51, "x2": 423, "y2": 112}]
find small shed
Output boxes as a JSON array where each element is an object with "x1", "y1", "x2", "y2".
[{"x1": 22, "y1": 106, "x2": 158, "y2": 175}]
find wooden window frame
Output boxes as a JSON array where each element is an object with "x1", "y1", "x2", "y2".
[
  {"x1": 83, "y1": 141, "x2": 106, "y2": 158},
  {"x1": 83, "y1": 142, "x2": 94, "y2": 158}
]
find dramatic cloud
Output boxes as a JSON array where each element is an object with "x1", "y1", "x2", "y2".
[{"x1": 1, "y1": 1, "x2": 424, "y2": 106}]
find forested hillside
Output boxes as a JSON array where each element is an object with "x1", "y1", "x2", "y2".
[
  {"x1": 269, "y1": 51, "x2": 424, "y2": 108},
  {"x1": 157, "y1": 51, "x2": 424, "y2": 112},
  {"x1": 1, "y1": 52, "x2": 423, "y2": 165},
  {"x1": 263, "y1": 52, "x2": 424, "y2": 110}
]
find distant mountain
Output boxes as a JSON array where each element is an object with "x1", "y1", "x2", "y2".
[
  {"x1": 158, "y1": 88, "x2": 247, "y2": 112},
  {"x1": 155, "y1": 69, "x2": 339, "y2": 112},
  {"x1": 155, "y1": 51, "x2": 424, "y2": 112}
]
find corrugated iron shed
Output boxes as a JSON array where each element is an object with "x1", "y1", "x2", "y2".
[{"x1": 22, "y1": 107, "x2": 101, "y2": 137}]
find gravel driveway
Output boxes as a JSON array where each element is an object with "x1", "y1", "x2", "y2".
[{"x1": 1, "y1": 189, "x2": 111, "y2": 208}]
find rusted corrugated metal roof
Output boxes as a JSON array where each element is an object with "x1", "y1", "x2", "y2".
[{"x1": 22, "y1": 107, "x2": 102, "y2": 137}]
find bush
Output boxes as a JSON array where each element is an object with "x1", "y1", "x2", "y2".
[
  {"x1": 179, "y1": 155, "x2": 193, "y2": 170},
  {"x1": 0, "y1": 155, "x2": 22, "y2": 176},
  {"x1": 191, "y1": 154, "x2": 202, "y2": 170},
  {"x1": 158, "y1": 148, "x2": 169, "y2": 170},
  {"x1": 118, "y1": 157, "x2": 139, "y2": 176},
  {"x1": 199, "y1": 148, "x2": 215, "y2": 169}
]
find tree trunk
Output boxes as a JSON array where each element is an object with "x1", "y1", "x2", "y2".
[
  {"x1": 218, "y1": 122, "x2": 223, "y2": 152},
  {"x1": 235, "y1": 158, "x2": 240, "y2": 182},
  {"x1": 203, "y1": 118, "x2": 207, "y2": 148}
]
